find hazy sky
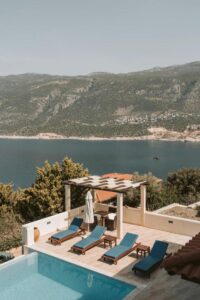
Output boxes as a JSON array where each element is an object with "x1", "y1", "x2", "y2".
[{"x1": 0, "y1": 0, "x2": 200, "y2": 75}]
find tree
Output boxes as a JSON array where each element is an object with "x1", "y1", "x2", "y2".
[
  {"x1": 123, "y1": 172, "x2": 162, "y2": 211},
  {"x1": 166, "y1": 168, "x2": 200, "y2": 205},
  {"x1": 17, "y1": 157, "x2": 88, "y2": 221},
  {"x1": 123, "y1": 172, "x2": 178, "y2": 211},
  {"x1": 0, "y1": 205, "x2": 22, "y2": 250},
  {"x1": 0, "y1": 183, "x2": 22, "y2": 250},
  {"x1": 0, "y1": 183, "x2": 18, "y2": 205},
  {"x1": 61, "y1": 157, "x2": 89, "y2": 208}
]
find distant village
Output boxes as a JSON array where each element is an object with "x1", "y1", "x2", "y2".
[{"x1": 102, "y1": 111, "x2": 200, "y2": 127}]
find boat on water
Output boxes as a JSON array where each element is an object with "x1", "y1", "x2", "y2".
[{"x1": 153, "y1": 156, "x2": 159, "y2": 160}]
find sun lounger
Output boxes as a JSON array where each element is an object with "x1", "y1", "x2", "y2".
[
  {"x1": 49, "y1": 217, "x2": 83, "y2": 245},
  {"x1": 71, "y1": 225, "x2": 106, "y2": 254},
  {"x1": 102, "y1": 233, "x2": 139, "y2": 264},
  {"x1": 0, "y1": 251, "x2": 14, "y2": 263},
  {"x1": 132, "y1": 240, "x2": 168, "y2": 277}
]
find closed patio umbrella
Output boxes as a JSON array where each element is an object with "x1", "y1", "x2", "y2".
[{"x1": 85, "y1": 190, "x2": 94, "y2": 231}]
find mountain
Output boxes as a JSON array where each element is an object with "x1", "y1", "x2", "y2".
[{"x1": 1, "y1": 62, "x2": 200, "y2": 137}]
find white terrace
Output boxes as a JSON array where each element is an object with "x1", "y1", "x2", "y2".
[
  {"x1": 27, "y1": 222, "x2": 190, "y2": 288},
  {"x1": 22, "y1": 175, "x2": 200, "y2": 295}
]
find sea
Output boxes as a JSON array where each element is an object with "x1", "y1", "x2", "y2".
[{"x1": 0, "y1": 138, "x2": 200, "y2": 189}]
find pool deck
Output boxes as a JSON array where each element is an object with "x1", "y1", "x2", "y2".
[{"x1": 27, "y1": 222, "x2": 191, "y2": 298}]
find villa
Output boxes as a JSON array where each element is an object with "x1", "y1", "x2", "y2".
[{"x1": 1, "y1": 175, "x2": 200, "y2": 299}]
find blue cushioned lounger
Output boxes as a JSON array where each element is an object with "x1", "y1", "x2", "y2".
[
  {"x1": 71, "y1": 225, "x2": 106, "y2": 254},
  {"x1": 132, "y1": 240, "x2": 168, "y2": 277},
  {"x1": 102, "y1": 233, "x2": 139, "y2": 264},
  {"x1": 50, "y1": 217, "x2": 83, "y2": 245}
]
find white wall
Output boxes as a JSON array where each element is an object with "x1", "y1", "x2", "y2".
[
  {"x1": 123, "y1": 207, "x2": 142, "y2": 225},
  {"x1": 22, "y1": 211, "x2": 69, "y2": 246},
  {"x1": 22, "y1": 203, "x2": 200, "y2": 247},
  {"x1": 145, "y1": 212, "x2": 200, "y2": 237},
  {"x1": 69, "y1": 205, "x2": 85, "y2": 219}
]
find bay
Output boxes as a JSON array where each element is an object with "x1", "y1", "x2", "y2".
[{"x1": 0, "y1": 139, "x2": 200, "y2": 189}]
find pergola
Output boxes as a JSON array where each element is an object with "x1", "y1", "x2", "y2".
[{"x1": 64, "y1": 175, "x2": 147, "y2": 239}]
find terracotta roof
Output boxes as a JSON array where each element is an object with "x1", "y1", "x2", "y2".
[
  {"x1": 95, "y1": 190, "x2": 116, "y2": 203},
  {"x1": 101, "y1": 173, "x2": 133, "y2": 180},
  {"x1": 161, "y1": 232, "x2": 200, "y2": 283},
  {"x1": 96, "y1": 173, "x2": 133, "y2": 203}
]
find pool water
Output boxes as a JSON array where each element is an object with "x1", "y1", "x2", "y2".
[{"x1": 0, "y1": 252, "x2": 136, "y2": 300}]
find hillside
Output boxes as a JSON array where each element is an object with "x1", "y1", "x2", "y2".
[{"x1": 1, "y1": 62, "x2": 200, "y2": 137}]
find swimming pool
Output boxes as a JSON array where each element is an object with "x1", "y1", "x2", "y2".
[{"x1": 0, "y1": 252, "x2": 136, "y2": 299}]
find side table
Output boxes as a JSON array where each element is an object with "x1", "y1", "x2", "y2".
[
  {"x1": 136, "y1": 244, "x2": 150, "y2": 258},
  {"x1": 104, "y1": 235, "x2": 117, "y2": 248}
]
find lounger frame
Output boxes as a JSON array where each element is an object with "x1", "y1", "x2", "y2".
[
  {"x1": 133, "y1": 259, "x2": 163, "y2": 277},
  {"x1": 102, "y1": 242, "x2": 141, "y2": 264},
  {"x1": 49, "y1": 229, "x2": 83, "y2": 246},
  {"x1": 71, "y1": 237, "x2": 105, "y2": 254},
  {"x1": 133, "y1": 249, "x2": 169, "y2": 277}
]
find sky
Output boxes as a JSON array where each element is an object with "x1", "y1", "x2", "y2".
[{"x1": 0, "y1": 0, "x2": 200, "y2": 75}]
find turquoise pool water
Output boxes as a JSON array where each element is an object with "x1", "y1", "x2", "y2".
[{"x1": 0, "y1": 252, "x2": 136, "y2": 299}]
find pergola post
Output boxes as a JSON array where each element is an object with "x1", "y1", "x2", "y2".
[
  {"x1": 65, "y1": 184, "x2": 71, "y2": 211},
  {"x1": 117, "y1": 193, "x2": 123, "y2": 239},
  {"x1": 140, "y1": 184, "x2": 146, "y2": 226}
]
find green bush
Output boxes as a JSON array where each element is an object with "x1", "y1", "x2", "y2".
[{"x1": 0, "y1": 205, "x2": 22, "y2": 251}]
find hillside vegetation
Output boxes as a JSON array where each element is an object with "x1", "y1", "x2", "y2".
[{"x1": 1, "y1": 62, "x2": 200, "y2": 137}]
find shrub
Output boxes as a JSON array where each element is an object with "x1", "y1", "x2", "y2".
[
  {"x1": 196, "y1": 205, "x2": 200, "y2": 217},
  {"x1": 0, "y1": 205, "x2": 22, "y2": 251}
]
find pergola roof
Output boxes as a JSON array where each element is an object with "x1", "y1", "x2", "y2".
[{"x1": 65, "y1": 175, "x2": 146, "y2": 193}]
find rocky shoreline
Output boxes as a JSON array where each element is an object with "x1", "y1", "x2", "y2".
[{"x1": 0, "y1": 127, "x2": 200, "y2": 142}]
